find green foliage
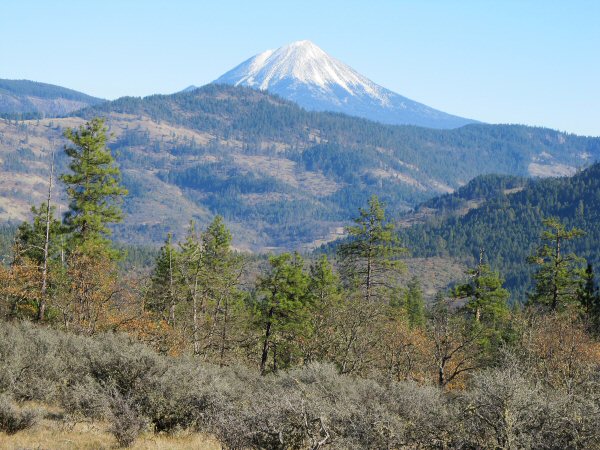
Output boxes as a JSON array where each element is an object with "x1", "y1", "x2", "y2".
[
  {"x1": 15, "y1": 203, "x2": 64, "y2": 265},
  {"x1": 453, "y1": 256, "x2": 510, "y2": 326},
  {"x1": 145, "y1": 233, "x2": 180, "y2": 323},
  {"x1": 61, "y1": 118, "x2": 128, "y2": 258},
  {"x1": 338, "y1": 195, "x2": 407, "y2": 301},
  {"x1": 528, "y1": 218, "x2": 586, "y2": 311},
  {"x1": 579, "y1": 263, "x2": 600, "y2": 334},
  {"x1": 255, "y1": 252, "x2": 311, "y2": 374},
  {"x1": 404, "y1": 276, "x2": 426, "y2": 328},
  {"x1": 401, "y1": 164, "x2": 600, "y2": 300}
]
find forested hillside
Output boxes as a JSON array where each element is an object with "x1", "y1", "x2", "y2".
[
  {"x1": 1, "y1": 84, "x2": 599, "y2": 250},
  {"x1": 0, "y1": 79, "x2": 104, "y2": 118},
  {"x1": 401, "y1": 164, "x2": 600, "y2": 299}
]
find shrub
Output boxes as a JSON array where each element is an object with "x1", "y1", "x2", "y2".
[
  {"x1": 108, "y1": 391, "x2": 146, "y2": 448},
  {"x1": 0, "y1": 394, "x2": 38, "y2": 434}
]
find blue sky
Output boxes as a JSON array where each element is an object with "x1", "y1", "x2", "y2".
[{"x1": 1, "y1": 0, "x2": 599, "y2": 135}]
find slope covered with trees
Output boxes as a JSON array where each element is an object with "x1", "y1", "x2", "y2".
[
  {"x1": 401, "y1": 164, "x2": 600, "y2": 299},
  {"x1": 0, "y1": 79, "x2": 104, "y2": 118}
]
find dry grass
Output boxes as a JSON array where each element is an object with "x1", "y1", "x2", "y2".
[{"x1": 0, "y1": 403, "x2": 221, "y2": 450}]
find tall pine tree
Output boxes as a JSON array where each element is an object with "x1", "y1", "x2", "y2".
[
  {"x1": 338, "y1": 195, "x2": 407, "y2": 302},
  {"x1": 528, "y1": 218, "x2": 585, "y2": 311},
  {"x1": 61, "y1": 118, "x2": 128, "y2": 258}
]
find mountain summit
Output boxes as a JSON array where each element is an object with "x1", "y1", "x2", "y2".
[{"x1": 214, "y1": 40, "x2": 475, "y2": 128}]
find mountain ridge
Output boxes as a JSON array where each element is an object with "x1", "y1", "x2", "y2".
[{"x1": 0, "y1": 79, "x2": 105, "y2": 118}]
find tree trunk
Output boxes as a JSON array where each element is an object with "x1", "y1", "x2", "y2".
[
  {"x1": 38, "y1": 149, "x2": 55, "y2": 322},
  {"x1": 260, "y1": 307, "x2": 274, "y2": 375},
  {"x1": 168, "y1": 244, "x2": 175, "y2": 326},
  {"x1": 552, "y1": 235, "x2": 561, "y2": 310},
  {"x1": 219, "y1": 296, "x2": 228, "y2": 367}
]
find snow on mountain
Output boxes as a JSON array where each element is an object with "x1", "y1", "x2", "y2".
[{"x1": 214, "y1": 40, "x2": 476, "y2": 129}]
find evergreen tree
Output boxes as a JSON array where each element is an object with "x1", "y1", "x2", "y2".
[
  {"x1": 61, "y1": 118, "x2": 128, "y2": 258},
  {"x1": 201, "y1": 216, "x2": 244, "y2": 364},
  {"x1": 579, "y1": 263, "x2": 600, "y2": 333},
  {"x1": 303, "y1": 255, "x2": 342, "y2": 362},
  {"x1": 338, "y1": 195, "x2": 407, "y2": 302},
  {"x1": 307, "y1": 254, "x2": 340, "y2": 305},
  {"x1": 255, "y1": 252, "x2": 310, "y2": 374},
  {"x1": 178, "y1": 221, "x2": 204, "y2": 355},
  {"x1": 146, "y1": 233, "x2": 180, "y2": 325},
  {"x1": 13, "y1": 203, "x2": 66, "y2": 321},
  {"x1": 453, "y1": 250, "x2": 510, "y2": 325},
  {"x1": 15, "y1": 204, "x2": 64, "y2": 266},
  {"x1": 404, "y1": 276, "x2": 426, "y2": 328},
  {"x1": 528, "y1": 218, "x2": 585, "y2": 311}
]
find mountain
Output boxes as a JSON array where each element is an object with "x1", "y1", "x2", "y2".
[
  {"x1": 400, "y1": 164, "x2": 600, "y2": 300},
  {"x1": 0, "y1": 79, "x2": 105, "y2": 118},
  {"x1": 0, "y1": 84, "x2": 599, "y2": 251},
  {"x1": 213, "y1": 40, "x2": 475, "y2": 129}
]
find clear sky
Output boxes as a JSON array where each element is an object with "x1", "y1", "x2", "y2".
[{"x1": 1, "y1": 0, "x2": 599, "y2": 136}]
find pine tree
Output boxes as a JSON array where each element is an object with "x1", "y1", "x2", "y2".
[
  {"x1": 528, "y1": 218, "x2": 585, "y2": 311},
  {"x1": 255, "y1": 252, "x2": 310, "y2": 374},
  {"x1": 201, "y1": 216, "x2": 244, "y2": 364},
  {"x1": 13, "y1": 203, "x2": 65, "y2": 321},
  {"x1": 338, "y1": 195, "x2": 407, "y2": 302},
  {"x1": 453, "y1": 250, "x2": 510, "y2": 325},
  {"x1": 60, "y1": 118, "x2": 128, "y2": 258},
  {"x1": 579, "y1": 263, "x2": 600, "y2": 333},
  {"x1": 146, "y1": 233, "x2": 180, "y2": 325},
  {"x1": 15, "y1": 204, "x2": 64, "y2": 267},
  {"x1": 303, "y1": 254, "x2": 342, "y2": 362},
  {"x1": 404, "y1": 276, "x2": 426, "y2": 328},
  {"x1": 178, "y1": 221, "x2": 204, "y2": 355}
]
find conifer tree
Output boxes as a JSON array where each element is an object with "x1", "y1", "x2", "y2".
[
  {"x1": 146, "y1": 233, "x2": 180, "y2": 325},
  {"x1": 178, "y1": 221, "x2": 203, "y2": 355},
  {"x1": 453, "y1": 250, "x2": 510, "y2": 325},
  {"x1": 338, "y1": 195, "x2": 407, "y2": 302},
  {"x1": 15, "y1": 204, "x2": 64, "y2": 267},
  {"x1": 14, "y1": 204, "x2": 66, "y2": 321},
  {"x1": 528, "y1": 218, "x2": 585, "y2": 311},
  {"x1": 60, "y1": 118, "x2": 128, "y2": 258},
  {"x1": 404, "y1": 276, "x2": 426, "y2": 328},
  {"x1": 201, "y1": 216, "x2": 244, "y2": 364},
  {"x1": 579, "y1": 263, "x2": 600, "y2": 333},
  {"x1": 255, "y1": 252, "x2": 310, "y2": 374},
  {"x1": 303, "y1": 254, "x2": 342, "y2": 362}
]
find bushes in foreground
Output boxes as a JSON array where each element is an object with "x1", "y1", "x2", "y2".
[
  {"x1": 0, "y1": 321, "x2": 599, "y2": 449},
  {"x1": 0, "y1": 395, "x2": 38, "y2": 435}
]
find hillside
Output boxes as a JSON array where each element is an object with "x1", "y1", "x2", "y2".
[
  {"x1": 213, "y1": 40, "x2": 475, "y2": 128},
  {"x1": 400, "y1": 164, "x2": 600, "y2": 300},
  {"x1": 0, "y1": 79, "x2": 104, "y2": 118},
  {"x1": 1, "y1": 84, "x2": 599, "y2": 250}
]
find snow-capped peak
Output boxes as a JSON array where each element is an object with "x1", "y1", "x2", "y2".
[
  {"x1": 217, "y1": 40, "x2": 390, "y2": 103},
  {"x1": 213, "y1": 40, "x2": 476, "y2": 129}
]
